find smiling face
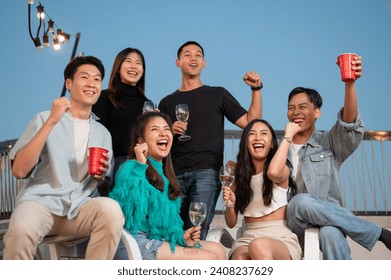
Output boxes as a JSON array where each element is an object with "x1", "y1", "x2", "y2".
[
  {"x1": 176, "y1": 44, "x2": 206, "y2": 77},
  {"x1": 66, "y1": 64, "x2": 102, "y2": 108},
  {"x1": 287, "y1": 92, "x2": 320, "y2": 139},
  {"x1": 142, "y1": 116, "x2": 173, "y2": 162},
  {"x1": 119, "y1": 51, "x2": 144, "y2": 86},
  {"x1": 247, "y1": 121, "x2": 273, "y2": 163}
]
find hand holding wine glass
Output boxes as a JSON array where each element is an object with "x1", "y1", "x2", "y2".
[
  {"x1": 143, "y1": 101, "x2": 156, "y2": 113},
  {"x1": 189, "y1": 202, "x2": 207, "y2": 247},
  {"x1": 175, "y1": 104, "x2": 191, "y2": 141},
  {"x1": 220, "y1": 164, "x2": 235, "y2": 207}
]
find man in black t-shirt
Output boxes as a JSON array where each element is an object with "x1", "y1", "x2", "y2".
[{"x1": 159, "y1": 41, "x2": 263, "y2": 239}]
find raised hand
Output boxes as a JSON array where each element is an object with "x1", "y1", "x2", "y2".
[
  {"x1": 284, "y1": 122, "x2": 301, "y2": 139},
  {"x1": 336, "y1": 55, "x2": 363, "y2": 81},
  {"x1": 47, "y1": 97, "x2": 71, "y2": 125},
  {"x1": 134, "y1": 142, "x2": 148, "y2": 164},
  {"x1": 352, "y1": 55, "x2": 362, "y2": 80},
  {"x1": 243, "y1": 71, "x2": 261, "y2": 88}
]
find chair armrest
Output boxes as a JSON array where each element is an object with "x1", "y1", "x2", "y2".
[
  {"x1": 121, "y1": 229, "x2": 142, "y2": 260},
  {"x1": 303, "y1": 227, "x2": 322, "y2": 260},
  {"x1": 206, "y1": 227, "x2": 235, "y2": 248}
]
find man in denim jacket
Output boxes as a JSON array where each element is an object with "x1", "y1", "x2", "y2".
[{"x1": 286, "y1": 55, "x2": 391, "y2": 259}]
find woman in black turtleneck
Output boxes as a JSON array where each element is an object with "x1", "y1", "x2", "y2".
[{"x1": 93, "y1": 48, "x2": 150, "y2": 194}]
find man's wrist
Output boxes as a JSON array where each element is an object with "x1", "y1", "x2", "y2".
[{"x1": 251, "y1": 83, "x2": 263, "y2": 91}]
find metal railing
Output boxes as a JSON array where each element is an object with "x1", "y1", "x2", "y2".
[
  {"x1": 0, "y1": 139, "x2": 20, "y2": 219},
  {"x1": 220, "y1": 130, "x2": 391, "y2": 215},
  {"x1": 1, "y1": 130, "x2": 391, "y2": 216}
]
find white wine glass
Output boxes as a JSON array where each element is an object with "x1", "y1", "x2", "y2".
[
  {"x1": 143, "y1": 100, "x2": 156, "y2": 113},
  {"x1": 189, "y1": 202, "x2": 207, "y2": 247},
  {"x1": 175, "y1": 104, "x2": 191, "y2": 141},
  {"x1": 219, "y1": 164, "x2": 235, "y2": 206}
]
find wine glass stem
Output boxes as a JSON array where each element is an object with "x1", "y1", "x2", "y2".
[
  {"x1": 223, "y1": 184, "x2": 229, "y2": 205},
  {"x1": 193, "y1": 226, "x2": 202, "y2": 248}
]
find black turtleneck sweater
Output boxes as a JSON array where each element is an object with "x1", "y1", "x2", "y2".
[{"x1": 92, "y1": 82, "x2": 148, "y2": 158}]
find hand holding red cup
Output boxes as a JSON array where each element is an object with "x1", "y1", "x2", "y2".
[
  {"x1": 337, "y1": 53, "x2": 357, "y2": 82},
  {"x1": 88, "y1": 147, "x2": 109, "y2": 176}
]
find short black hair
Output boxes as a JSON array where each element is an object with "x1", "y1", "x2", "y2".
[
  {"x1": 288, "y1": 87, "x2": 323, "y2": 109},
  {"x1": 63, "y1": 55, "x2": 105, "y2": 81},
  {"x1": 177, "y1": 41, "x2": 204, "y2": 59}
]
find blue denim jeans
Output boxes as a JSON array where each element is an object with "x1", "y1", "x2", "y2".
[
  {"x1": 176, "y1": 169, "x2": 221, "y2": 240},
  {"x1": 286, "y1": 193, "x2": 381, "y2": 260},
  {"x1": 113, "y1": 238, "x2": 128, "y2": 260}
]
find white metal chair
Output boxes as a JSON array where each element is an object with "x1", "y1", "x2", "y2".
[
  {"x1": 37, "y1": 229, "x2": 142, "y2": 260},
  {"x1": 121, "y1": 229, "x2": 142, "y2": 260},
  {"x1": 206, "y1": 219, "x2": 323, "y2": 260},
  {"x1": 303, "y1": 227, "x2": 322, "y2": 260}
]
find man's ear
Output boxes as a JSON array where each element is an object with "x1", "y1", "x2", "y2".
[
  {"x1": 65, "y1": 78, "x2": 72, "y2": 92},
  {"x1": 315, "y1": 108, "x2": 321, "y2": 119},
  {"x1": 175, "y1": 59, "x2": 180, "y2": 68}
]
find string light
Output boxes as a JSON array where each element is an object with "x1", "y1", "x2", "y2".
[
  {"x1": 42, "y1": 34, "x2": 50, "y2": 47},
  {"x1": 28, "y1": 0, "x2": 71, "y2": 51},
  {"x1": 36, "y1": 3, "x2": 44, "y2": 19},
  {"x1": 48, "y1": 19, "x2": 54, "y2": 32}
]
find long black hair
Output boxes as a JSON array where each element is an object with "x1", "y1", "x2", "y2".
[
  {"x1": 107, "y1": 47, "x2": 146, "y2": 108},
  {"x1": 235, "y1": 119, "x2": 297, "y2": 214},
  {"x1": 127, "y1": 111, "x2": 180, "y2": 199}
]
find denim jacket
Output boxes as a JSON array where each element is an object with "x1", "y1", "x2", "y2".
[{"x1": 293, "y1": 108, "x2": 365, "y2": 206}]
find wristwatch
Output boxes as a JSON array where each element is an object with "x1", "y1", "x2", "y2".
[{"x1": 251, "y1": 83, "x2": 263, "y2": 91}]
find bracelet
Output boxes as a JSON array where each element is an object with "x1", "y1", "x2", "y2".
[
  {"x1": 226, "y1": 203, "x2": 235, "y2": 208},
  {"x1": 251, "y1": 83, "x2": 263, "y2": 91},
  {"x1": 282, "y1": 136, "x2": 292, "y2": 143}
]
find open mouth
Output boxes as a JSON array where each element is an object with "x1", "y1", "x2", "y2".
[
  {"x1": 292, "y1": 118, "x2": 304, "y2": 124},
  {"x1": 157, "y1": 139, "x2": 168, "y2": 148},
  {"x1": 127, "y1": 70, "x2": 138, "y2": 76},
  {"x1": 253, "y1": 143, "x2": 265, "y2": 151}
]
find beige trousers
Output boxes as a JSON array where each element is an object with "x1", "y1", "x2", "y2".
[{"x1": 3, "y1": 197, "x2": 124, "y2": 260}]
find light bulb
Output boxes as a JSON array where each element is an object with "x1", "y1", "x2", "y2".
[
  {"x1": 48, "y1": 19, "x2": 54, "y2": 33},
  {"x1": 36, "y1": 4, "x2": 45, "y2": 20},
  {"x1": 57, "y1": 29, "x2": 65, "y2": 43},
  {"x1": 53, "y1": 38, "x2": 60, "y2": 50},
  {"x1": 42, "y1": 34, "x2": 50, "y2": 47},
  {"x1": 33, "y1": 37, "x2": 43, "y2": 50},
  {"x1": 62, "y1": 32, "x2": 70, "y2": 41}
]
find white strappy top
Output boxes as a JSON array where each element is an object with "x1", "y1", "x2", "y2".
[{"x1": 243, "y1": 172, "x2": 288, "y2": 218}]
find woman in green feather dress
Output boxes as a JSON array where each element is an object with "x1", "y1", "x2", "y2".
[{"x1": 110, "y1": 111, "x2": 226, "y2": 260}]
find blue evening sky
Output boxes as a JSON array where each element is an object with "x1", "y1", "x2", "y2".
[{"x1": 1, "y1": 0, "x2": 391, "y2": 140}]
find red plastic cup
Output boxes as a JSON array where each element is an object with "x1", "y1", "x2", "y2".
[
  {"x1": 88, "y1": 147, "x2": 108, "y2": 175},
  {"x1": 337, "y1": 53, "x2": 357, "y2": 82}
]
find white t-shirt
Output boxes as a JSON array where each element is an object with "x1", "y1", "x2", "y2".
[
  {"x1": 290, "y1": 143, "x2": 307, "y2": 193},
  {"x1": 73, "y1": 117, "x2": 89, "y2": 181},
  {"x1": 290, "y1": 143, "x2": 303, "y2": 179}
]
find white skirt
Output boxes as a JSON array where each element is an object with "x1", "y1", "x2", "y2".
[{"x1": 229, "y1": 220, "x2": 302, "y2": 260}]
